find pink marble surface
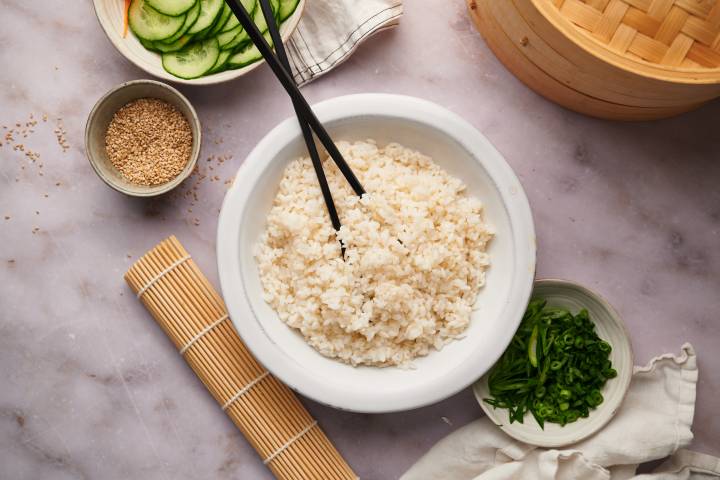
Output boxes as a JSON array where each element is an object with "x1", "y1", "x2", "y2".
[{"x1": 1, "y1": 1, "x2": 719, "y2": 478}]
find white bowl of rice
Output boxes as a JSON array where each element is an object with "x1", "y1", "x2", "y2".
[{"x1": 217, "y1": 94, "x2": 536, "y2": 413}]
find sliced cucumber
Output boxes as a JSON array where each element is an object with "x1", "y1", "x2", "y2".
[
  {"x1": 208, "y1": 49, "x2": 233, "y2": 74},
  {"x1": 160, "y1": 0, "x2": 200, "y2": 44},
  {"x1": 139, "y1": 37, "x2": 161, "y2": 51},
  {"x1": 222, "y1": 13, "x2": 240, "y2": 32},
  {"x1": 188, "y1": 0, "x2": 224, "y2": 35},
  {"x1": 278, "y1": 0, "x2": 299, "y2": 21},
  {"x1": 221, "y1": 0, "x2": 257, "y2": 32},
  {"x1": 222, "y1": 26, "x2": 250, "y2": 51},
  {"x1": 129, "y1": 0, "x2": 186, "y2": 41},
  {"x1": 206, "y1": 3, "x2": 232, "y2": 37},
  {"x1": 162, "y1": 37, "x2": 220, "y2": 79},
  {"x1": 196, "y1": 4, "x2": 223, "y2": 39},
  {"x1": 227, "y1": 32, "x2": 273, "y2": 69},
  {"x1": 218, "y1": 25, "x2": 242, "y2": 48},
  {"x1": 154, "y1": 34, "x2": 193, "y2": 52},
  {"x1": 253, "y1": 0, "x2": 270, "y2": 34},
  {"x1": 130, "y1": 0, "x2": 291, "y2": 78},
  {"x1": 147, "y1": 0, "x2": 196, "y2": 16}
]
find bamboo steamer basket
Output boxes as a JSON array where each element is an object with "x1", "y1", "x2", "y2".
[{"x1": 467, "y1": 0, "x2": 720, "y2": 120}]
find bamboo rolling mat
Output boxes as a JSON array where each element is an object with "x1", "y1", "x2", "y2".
[{"x1": 124, "y1": 236, "x2": 357, "y2": 480}]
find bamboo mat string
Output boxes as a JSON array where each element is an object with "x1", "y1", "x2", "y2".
[
  {"x1": 179, "y1": 314, "x2": 229, "y2": 354},
  {"x1": 222, "y1": 371, "x2": 271, "y2": 410},
  {"x1": 264, "y1": 421, "x2": 319, "y2": 465},
  {"x1": 135, "y1": 254, "x2": 191, "y2": 298},
  {"x1": 125, "y1": 236, "x2": 358, "y2": 480}
]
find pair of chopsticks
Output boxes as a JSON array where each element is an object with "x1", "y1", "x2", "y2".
[{"x1": 225, "y1": 0, "x2": 365, "y2": 237}]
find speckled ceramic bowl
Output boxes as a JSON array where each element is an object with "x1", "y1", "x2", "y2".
[
  {"x1": 85, "y1": 79, "x2": 201, "y2": 197},
  {"x1": 474, "y1": 279, "x2": 634, "y2": 447}
]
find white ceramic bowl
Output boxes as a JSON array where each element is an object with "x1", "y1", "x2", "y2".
[
  {"x1": 217, "y1": 94, "x2": 536, "y2": 412},
  {"x1": 92, "y1": 0, "x2": 305, "y2": 85},
  {"x1": 474, "y1": 279, "x2": 634, "y2": 447}
]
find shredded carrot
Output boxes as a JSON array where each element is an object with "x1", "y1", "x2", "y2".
[{"x1": 122, "y1": 0, "x2": 131, "y2": 38}]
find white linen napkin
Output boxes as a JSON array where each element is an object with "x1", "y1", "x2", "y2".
[
  {"x1": 402, "y1": 344, "x2": 720, "y2": 480},
  {"x1": 286, "y1": 0, "x2": 403, "y2": 86}
]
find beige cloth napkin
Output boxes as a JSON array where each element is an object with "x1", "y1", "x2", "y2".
[
  {"x1": 286, "y1": 0, "x2": 403, "y2": 86},
  {"x1": 402, "y1": 344, "x2": 720, "y2": 480}
]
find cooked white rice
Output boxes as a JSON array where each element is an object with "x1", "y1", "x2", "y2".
[{"x1": 254, "y1": 140, "x2": 493, "y2": 367}]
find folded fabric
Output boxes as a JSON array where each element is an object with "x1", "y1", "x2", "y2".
[
  {"x1": 286, "y1": 0, "x2": 403, "y2": 86},
  {"x1": 402, "y1": 344, "x2": 720, "y2": 480}
]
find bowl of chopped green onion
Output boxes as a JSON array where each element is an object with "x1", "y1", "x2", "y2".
[{"x1": 473, "y1": 279, "x2": 633, "y2": 447}]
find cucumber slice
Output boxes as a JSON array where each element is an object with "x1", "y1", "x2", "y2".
[
  {"x1": 221, "y1": 0, "x2": 256, "y2": 32},
  {"x1": 139, "y1": 37, "x2": 161, "y2": 51},
  {"x1": 160, "y1": 1, "x2": 200, "y2": 43},
  {"x1": 162, "y1": 37, "x2": 220, "y2": 79},
  {"x1": 188, "y1": 0, "x2": 223, "y2": 35},
  {"x1": 196, "y1": 2, "x2": 226, "y2": 39},
  {"x1": 278, "y1": 0, "x2": 299, "y2": 21},
  {"x1": 206, "y1": 3, "x2": 232, "y2": 37},
  {"x1": 147, "y1": 0, "x2": 196, "y2": 16},
  {"x1": 208, "y1": 49, "x2": 233, "y2": 74},
  {"x1": 153, "y1": 34, "x2": 193, "y2": 52},
  {"x1": 270, "y1": 0, "x2": 280, "y2": 20},
  {"x1": 218, "y1": 25, "x2": 242, "y2": 48},
  {"x1": 253, "y1": 0, "x2": 270, "y2": 34},
  {"x1": 222, "y1": 31, "x2": 250, "y2": 51},
  {"x1": 222, "y1": 0, "x2": 268, "y2": 51},
  {"x1": 129, "y1": 0, "x2": 186, "y2": 41},
  {"x1": 227, "y1": 32, "x2": 273, "y2": 69}
]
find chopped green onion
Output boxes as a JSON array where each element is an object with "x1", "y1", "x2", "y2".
[{"x1": 484, "y1": 300, "x2": 617, "y2": 428}]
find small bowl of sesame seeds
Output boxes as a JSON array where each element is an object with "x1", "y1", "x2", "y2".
[{"x1": 85, "y1": 79, "x2": 200, "y2": 197}]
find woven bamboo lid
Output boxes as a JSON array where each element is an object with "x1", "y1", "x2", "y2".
[{"x1": 534, "y1": 0, "x2": 720, "y2": 82}]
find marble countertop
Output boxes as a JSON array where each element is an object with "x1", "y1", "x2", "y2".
[{"x1": 2, "y1": 1, "x2": 719, "y2": 478}]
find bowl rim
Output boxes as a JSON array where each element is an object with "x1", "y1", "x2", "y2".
[
  {"x1": 473, "y1": 278, "x2": 634, "y2": 447},
  {"x1": 217, "y1": 93, "x2": 537, "y2": 412},
  {"x1": 84, "y1": 78, "x2": 201, "y2": 197},
  {"x1": 91, "y1": 0, "x2": 306, "y2": 86}
]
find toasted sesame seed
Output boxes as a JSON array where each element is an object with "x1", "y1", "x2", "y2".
[{"x1": 105, "y1": 98, "x2": 192, "y2": 186}]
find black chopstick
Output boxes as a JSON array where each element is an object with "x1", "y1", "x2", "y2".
[
  {"x1": 256, "y1": 0, "x2": 342, "y2": 234},
  {"x1": 225, "y1": 0, "x2": 365, "y2": 197}
]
